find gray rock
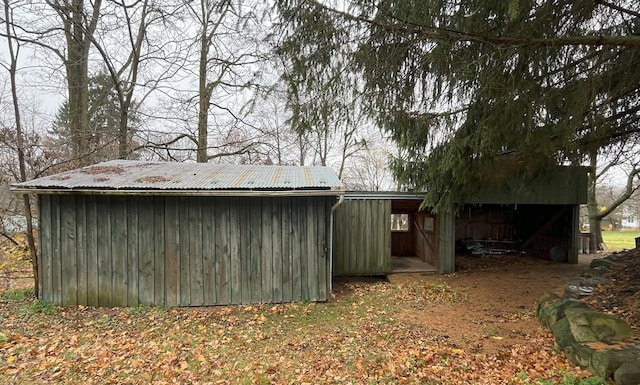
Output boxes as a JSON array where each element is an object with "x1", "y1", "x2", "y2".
[
  {"x1": 581, "y1": 266, "x2": 611, "y2": 278},
  {"x1": 551, "y1": 317, "x2": 576, "y2": 349},
  {"x1": 581, "y1": 276, "x2": 610, "y2": 286},
  {"x1": 538, "y1": 297, "x2": 591, "y2": 328},
  {"x1": 590, "y1": 258, "x2": 616, "y2": 269},
  {"x1": 565, "y1": 278, "x2": 595, "y2": 298},
  {"x1": 536, "y1": 292, "x2": 562, "y2": 319},
  {"x1": 591, "y1": 349, "x2": 640, "y2": 379},
  {"x1": 614, "y1": 359, "x2": 640, "y2": 385},
  {"x1": 564, "y1": 342, "x2": 595, "y2": 369},
  {"x1": 565, "y1": 308, "x2": 633, "y2": 343}
]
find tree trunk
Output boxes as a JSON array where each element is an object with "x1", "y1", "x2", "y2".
[
  {"x1": 118, "y1": 109, "x2": 129, "y2": 159},
  {"x1": 66, "y1": 54, "x2": 90, "y2": 164},
  {"x1": 196, "y1": 2, "x2": 212, "y2": 163},
  {"x1": 586, "y1": 152, "x2": 604, "y2": 249},
  {"x1": 3, "y1": 1, "x2": 39, "y2": 295},
  {"x1": 56, "y1": 0, "x2": 102, "y2": 166}
]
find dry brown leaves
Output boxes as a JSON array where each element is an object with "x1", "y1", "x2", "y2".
[
  {"x1": 82, "y1": 166, "x2": 125, "y2": 175},
  {"x1": 0, "y1": 279, "x2": 594, "y2": 384},
  {"x1": 583, "y1": 249, "x2": 640, "y2": 330}
]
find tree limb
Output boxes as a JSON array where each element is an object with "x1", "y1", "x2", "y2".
[{"x1": 596, "y1": 167, "x2": 640, "y2": 220}]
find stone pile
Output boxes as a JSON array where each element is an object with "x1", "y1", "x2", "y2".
[{"x1": 537, "y1": 256, "x2": 640, "y2": 385}]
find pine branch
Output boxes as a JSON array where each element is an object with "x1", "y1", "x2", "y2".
[{"x1": 310, "y1": 0, "x2": 640, "y2": 48}]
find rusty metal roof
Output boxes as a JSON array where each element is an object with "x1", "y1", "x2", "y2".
[{"x1": 11, "y1": 160, "x2": 344, "y2": 196}]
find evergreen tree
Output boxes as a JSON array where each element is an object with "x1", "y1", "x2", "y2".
[
  {"x1": 275, "y1": 1, "x2": 640, "y2": 210},
  {"x1": 52, "y1": 71, "x2": 139, "y2": 163}
]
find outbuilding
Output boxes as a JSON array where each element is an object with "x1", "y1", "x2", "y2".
[
  {"x1": 332, "y1": 167, "x2": 588, "y2": 276},
  {"x1": 11, "y1": 160, "x2": 344, "y2": 307}
]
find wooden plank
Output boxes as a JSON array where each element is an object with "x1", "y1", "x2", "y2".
[
  {"x1": 371, "y1": 200, "x2": 381, "y2": 271},
  {"x1": 332, "y1": 201, "x2": 343, "y2": 275},
  {"x1": 569, "y1": 205, "x2": 579, "y2": 264},
  {"x1": 338, "y1": 200, "x2": 349, "y2": 274},
  {"x1": 271, "y1": 198, "x2": 283, "y2": 303},
  {"x1": 153, "y1": 196, "x2": 166, "y2": 305},
  {"x1": 96, "y1": 197, "x2": 112, "y2": 307},
  {"x1": 85, "y1": 197, "x2": 99, "y2": 307},
  {"x1": 178, "y1": 197, "x2": 190, "y2": 305},
  {"x1": 383, "y1": 200, "x2": 392, "y2": 272},
  {"x1": 236, "y1": 198, "x2": 251, "y2": 303},
  {"x1": 365, "y1": 200, "x2": 374, "y2": 272},
  {"x1": 164, "y1": 197, "x2": 180, "y2": 306},
  {"x1": 298, "y1": 198, "x2": 309, "y2": 300},
  {"x1": 138, "y1": 197, "x2": 155, "y2": 305},
  {"x1": 127, "y1": 196, "x2": 140, "y2": 307},
  {"x1": 249, "y1": 198, "x2": 262, "y2": 303},
  {"x1": 189, "y1": 197, "x2": 204, "y2": 305},
  {"x1": 110, "y1": 197, "x2": 127, "y2": 307},
  {"x1": 280, "y1": 198, "x2": 292, "y2": 302},
  {"x1": 75, "y1": 196, "x2": 87, "y2": 306},
  {"x1": 261, "y1": 198, "x2": 274, "y2": 303},
  {"x1": 49, "y1": 195, "x2": 62, "y2": 305},
  {"x1": 226, "y1": 197, "x2": 241, "y2": 304},
  {"x1": 291, "y1": 197, "x2": 302, "y2": 301},
  {"x1": 202, "y1": 198, "x2": 216, "y2": 305},
  {"x1": 317, "y1": 197, "x2": 328, "y2": 301},
  {"x1": 348, "y1": 201, "x2": 359, "y2": 274},
  {"x1": 437, "y1": 211, "x2": 456, "y2": 274},
  {"x1": 61, "y1": 196, "x2": 77, "y2": 305},
  {"x1": 38, "y1": 195, "x2": 52, "y2": 303},
  {"x1": 306, "y1": 199, "x2": 318, "y2": 301},
  {"x1": 214, "y1": 198, "x2": 231, "y2": 304}
]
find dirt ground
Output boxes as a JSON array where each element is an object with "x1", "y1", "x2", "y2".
[
  {"x1": 385, "y1": 251, "x2": 636, "y2": 356},
  {"x1": 3, "y1": 250, "x2": 637, "y2": 383}
]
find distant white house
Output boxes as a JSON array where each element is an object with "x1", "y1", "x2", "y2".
[{"x1": 621, "y1": 204, "x2": 640, "y2": 229}]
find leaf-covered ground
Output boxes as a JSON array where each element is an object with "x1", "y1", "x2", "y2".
[
  {"x1": 0, "y1": 255, "x2": 606, "y2": 384},
  {"x1": 583, "y1": 248, "x2": 640, "y2": 331}
]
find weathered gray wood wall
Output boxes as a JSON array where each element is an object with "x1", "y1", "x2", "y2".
[
  {"x1": 414, "y1": 212, "x2": 438, "y2": 265},
  {"x1": 437, "y1": 211, "x2": 456, "y2": 274},
  {"x1": 333, "y1": 199, "x2": 391, "y2": 275},
  {"x1": 38, "y1": 194, "x2": 333, "y2": 306}
]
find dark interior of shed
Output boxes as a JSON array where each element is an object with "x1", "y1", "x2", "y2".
[
  {"x1": 390, "y1": 200, "x2": 437, "y2": 272},
  {"x1": 455, "y1": 204, "x2": 574, "y2": 261}
]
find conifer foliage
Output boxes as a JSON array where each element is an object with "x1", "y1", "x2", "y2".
[{"x1": 275, "y1": 0, "x2": 640, "y2": 209}]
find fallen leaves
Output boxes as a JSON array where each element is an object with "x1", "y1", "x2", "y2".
[{"x1": 0, "y1": 280, "x2": 596, "y2": 384}]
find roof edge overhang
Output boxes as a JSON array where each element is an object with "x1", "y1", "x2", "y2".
[
  {"x1": 343, "y1": 191, "x2": 426, "y2": 200},
  {"x1": 10, "y1": 187, "x2": 346, "y2": 197}
]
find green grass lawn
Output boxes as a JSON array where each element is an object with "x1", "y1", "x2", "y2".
[{"x1": 602, "y1": 230, "x2": 640, "y2": 251}]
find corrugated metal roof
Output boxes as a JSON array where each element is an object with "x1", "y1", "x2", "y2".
[{"x1": 11, "y1": 160, "x2": 344, "y2": 195}]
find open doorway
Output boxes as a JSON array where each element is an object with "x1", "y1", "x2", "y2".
[
  {"x1": 455, "y1": 203, "x2": 577, "y2": 265},
  {"x1": 391, "y1": 199, "x2": 437, "y2": 273}
]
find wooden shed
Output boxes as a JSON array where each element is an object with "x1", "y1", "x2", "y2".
[
  {"x1": 332, "y1": 167, "x2": 587, "y2": 276},
  {"x1": 457, "y1": 166, "x2": 588, "y2": 263},
  {"x1": 11, "y1": 160, "x2": 344, "y2": 307},
  {"x1": 332, "y1": 192, "x2": 455, "y2": 275}
]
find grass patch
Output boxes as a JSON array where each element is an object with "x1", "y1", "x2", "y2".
[
  {"x1": 0, "y1": 287, "x2": 34, "y2": 301},
  {"x1": 18, "y1": 299, "x2": 59, "y2": 316},
  {"x1": 602, "y1": 230, "x2": 640, "y2": 251}
]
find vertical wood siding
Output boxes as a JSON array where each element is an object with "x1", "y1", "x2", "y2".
[
  {"x1": 38, "y1": 195, "x2": 333, "y2": 306},
  {"x1": 333, "y1": 199, "x2": 391, "y2": 275},
  {"x1": 437, "y1": 211, "x2": 456, "y2": 274}
]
